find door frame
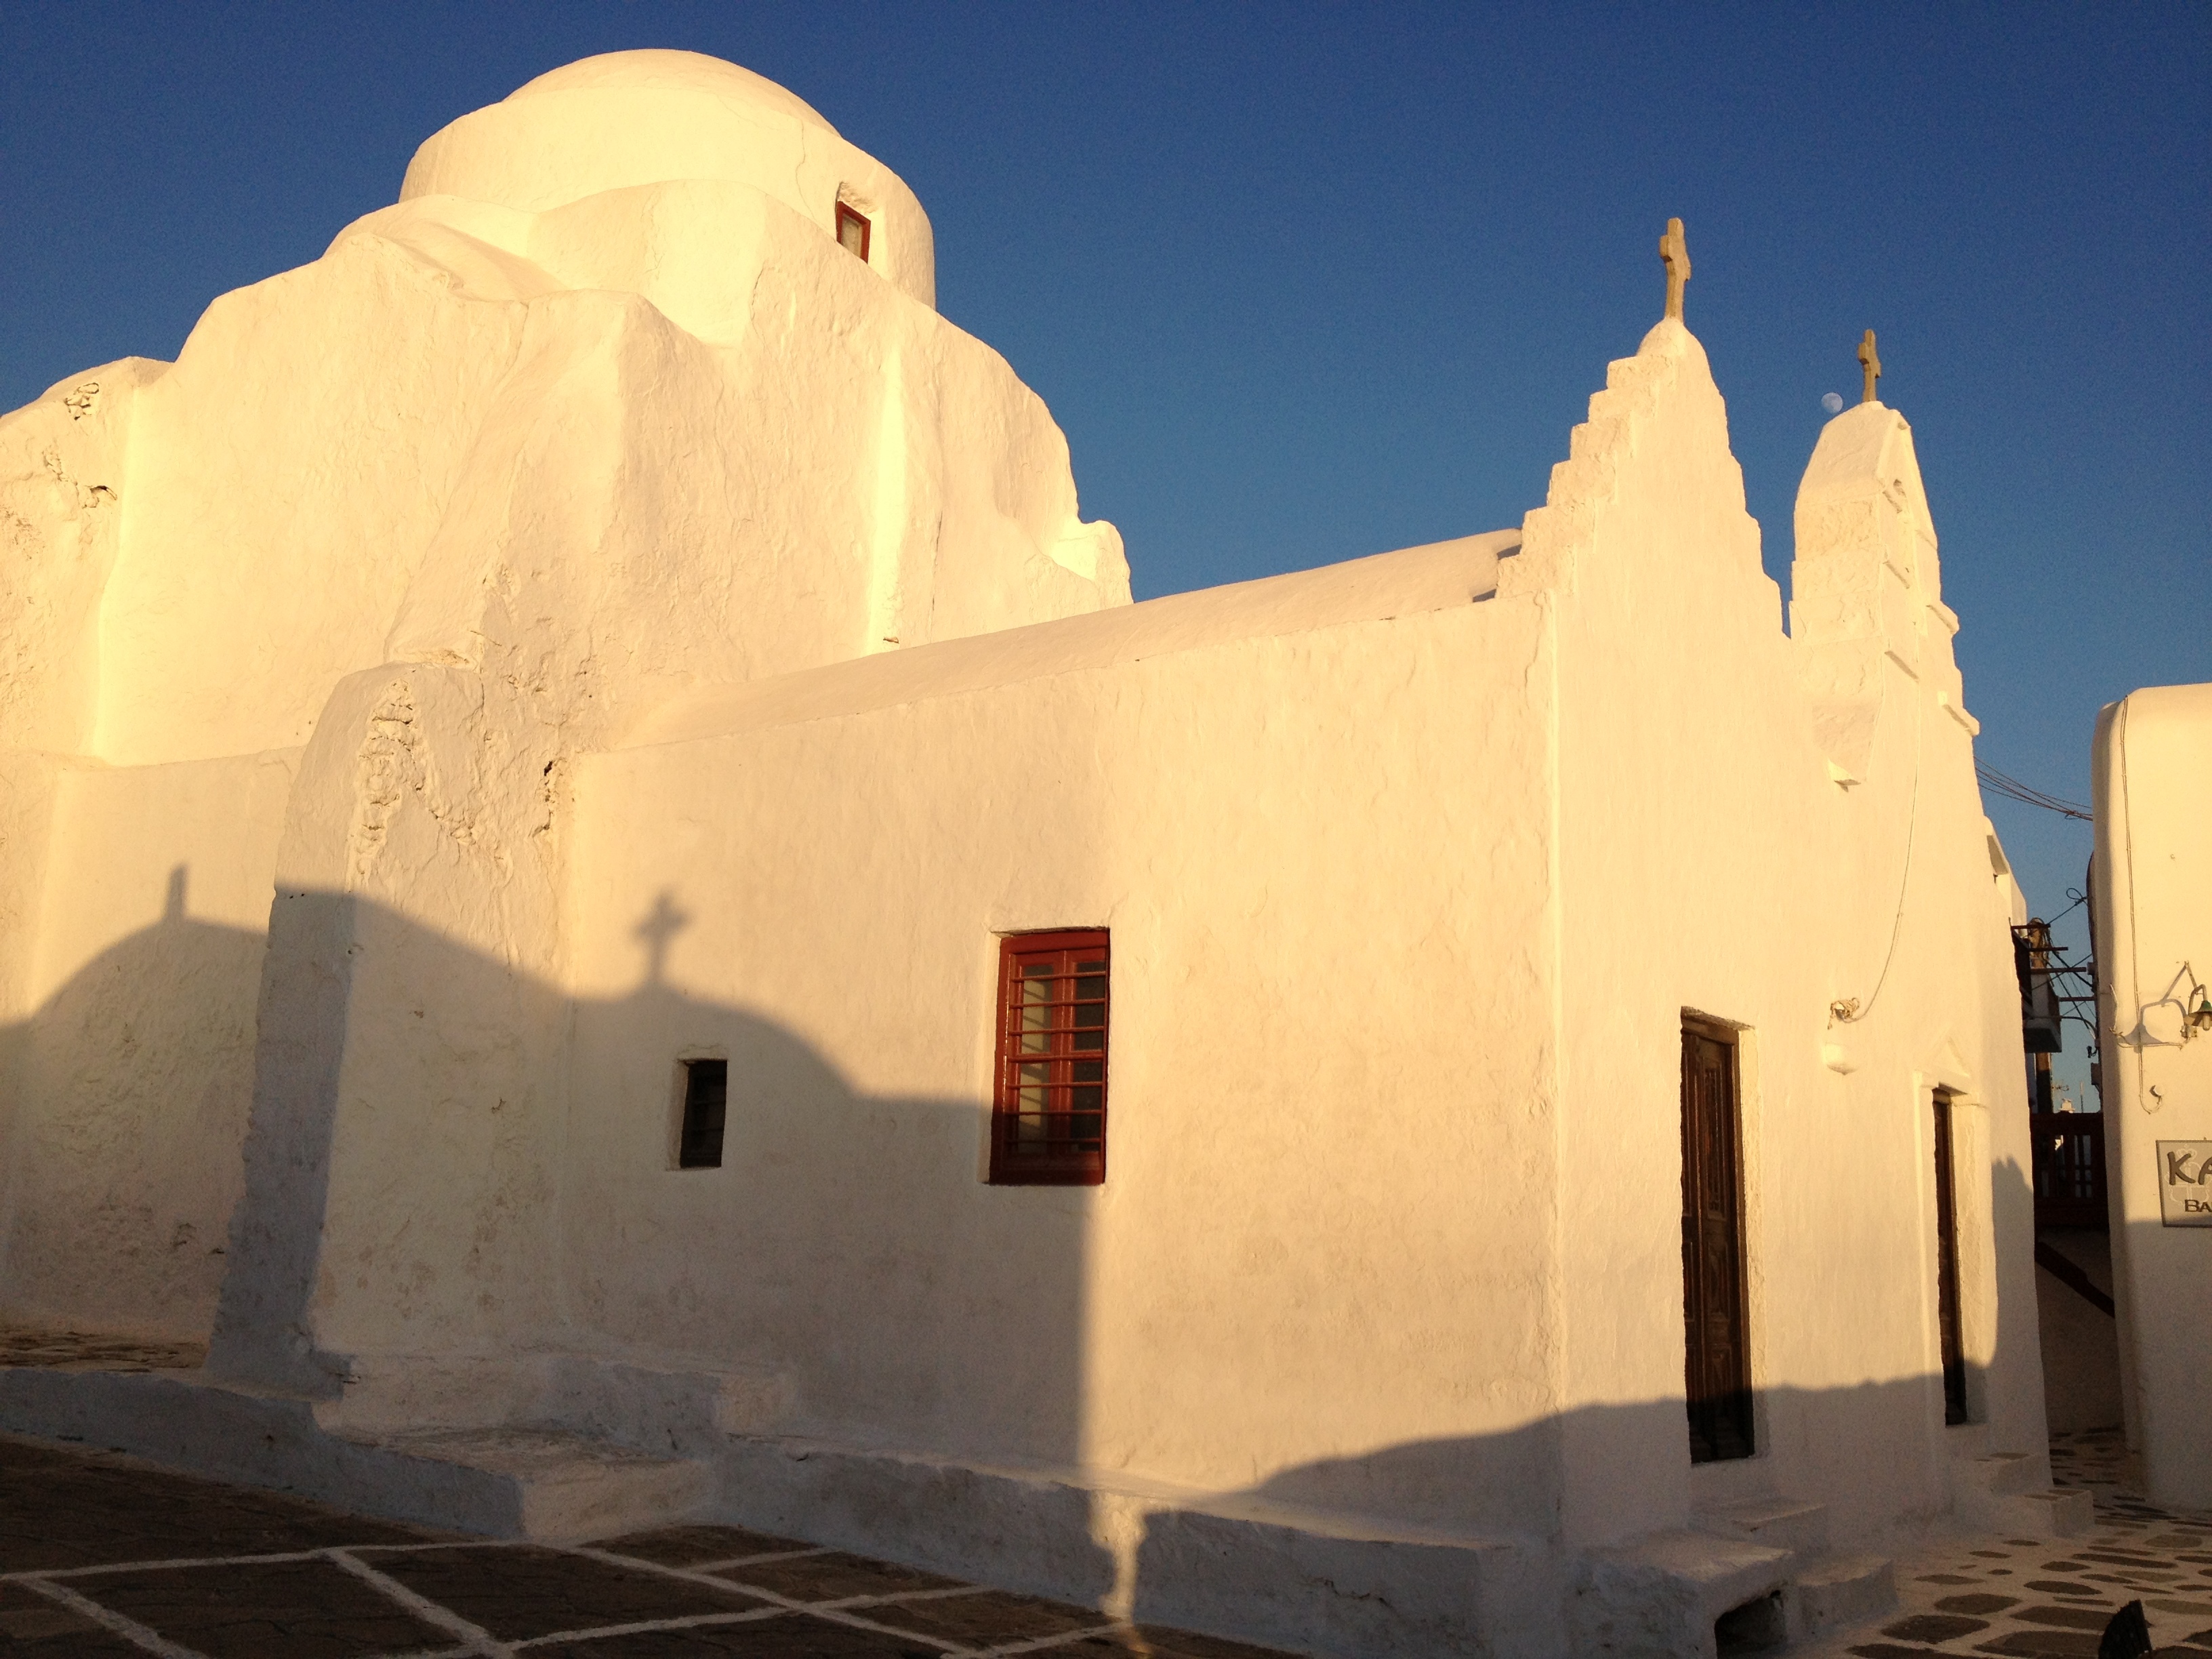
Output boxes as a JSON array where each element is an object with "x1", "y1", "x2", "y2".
[{"x1": 1681, "y1": 1012, "x2": 1756, "y2": 1464}]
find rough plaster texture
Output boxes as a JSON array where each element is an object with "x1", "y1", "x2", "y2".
[
  {"x1": 0, "y1": 41, "x2": 1122, "y2": 1361},
  {"x1": 2091, "y1": 681, "x2": 2212, "y2": 1509},
  {"x1": 0, "y1": 48, "x2": 2051, "y2": 1657}
]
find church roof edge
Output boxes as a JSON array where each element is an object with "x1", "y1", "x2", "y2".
[{"x1": 621, "y1": 530, "x2": 1521, "y2": 752}]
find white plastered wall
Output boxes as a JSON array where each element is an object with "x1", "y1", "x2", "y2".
[
  {"x1": 1, "y1": 52, "x2": 1126, "y2": 1359},
  {"x1": 1517, "y1": 323, "x2": 2040, "y2": 1550},
  {"x1": 539, "y1": 321, "x2": 2042, "y2": 1564},
  {"x1": 561, "y1": 558, "x2": 1564, "y2": 1534},
  {"x1": 2092, "y1": 682, "x2": 2212, "y2": 1510}
]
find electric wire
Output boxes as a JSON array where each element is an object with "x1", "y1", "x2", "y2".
[{"x1": 1976, "y1": 762, "x2": 2092, "y2": 821}]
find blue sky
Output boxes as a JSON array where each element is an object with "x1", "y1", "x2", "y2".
[{"x1": 4, "y1": 3, "x2": 2205, "y2": 1093}]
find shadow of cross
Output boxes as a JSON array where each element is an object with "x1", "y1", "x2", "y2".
[{"x1": 632, "y1": 889, "x2": 693, "y2": 986}]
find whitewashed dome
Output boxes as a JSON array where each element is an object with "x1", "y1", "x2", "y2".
[
  {"x1": 399, "y1": 48, "x2": 936, "y2": 306},
  {"x1": 504, "y1": 49, "x2": 836, "y2": 129}
]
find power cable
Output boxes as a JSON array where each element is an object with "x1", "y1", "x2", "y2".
[{"x1": 1976, "y1": 762, "x2": 2091, "y2": 821}]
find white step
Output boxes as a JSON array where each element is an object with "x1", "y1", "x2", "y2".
[
  {"x1": 1978, "y1": 1486, "x2": 2094, "y2": 1539},
  {"x1": 1697, "y1": 1495, "x2": 1830, "y2": 1557},
  {"x1": 0, "y1": 1366, "x2": 712, "y2": 1541},
  {"x1": 1575, "y1": 1531, "x2": 1793, "y2": 1656},
  {"x1": 358, "y1": 1425, "x2": 713, "y2": 1542},
  {"x1": 1947, "y1": 1441, "x2": 2091, "y2": 1538},
  {"x1": 1957, "y1": 1450, "x2": 2041, "y2": 1497},
  {"x1": 1794, "y1": 1552, "x2": 1896, "y2": 1635}
]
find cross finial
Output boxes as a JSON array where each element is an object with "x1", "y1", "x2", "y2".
[
  {"x1": 1858, "y1": 329, "x2": 1882, "y2": 404},
  {"x1": 1660, "y1": 218, "x2": 1691, "y2": 321}
]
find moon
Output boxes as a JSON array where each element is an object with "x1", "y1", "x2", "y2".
[{"x1": 1822, "y1": 392, "x2": 1845, "y2": 414}]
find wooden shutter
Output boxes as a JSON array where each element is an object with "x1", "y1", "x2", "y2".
[{"x1": 989, "y1": 930, "x2": 1109, "y2": 1185}]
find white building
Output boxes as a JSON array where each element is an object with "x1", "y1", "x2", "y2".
[
  {"x1": 0, "y1": 50, "x2": 2074, "y2": 1658},
  {"x1": 2090, "y1": 682, "x2": 2212, "y2": 1513}
]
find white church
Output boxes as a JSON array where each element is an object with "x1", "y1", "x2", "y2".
[{"x1": 0, "y1": 49, "x2": 2072, "y2": 1658}]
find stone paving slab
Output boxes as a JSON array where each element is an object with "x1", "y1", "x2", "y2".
[
  {"x1": 22, "y1": 1419, "x2": 2212, "y2": 1656},
  {"x1": 1802, "y1": 1429, "x2": 2212, "y2": 1659},
  {"x1": 0, "y1": 1579, "x2": 152, "y2": 1654},
  {"x1": 0, "y1": 1434, "x2": 1299, "y2": 1658},
  {"x1": 63, "y1": 1557, "x2": 459, "y2": 1658},
  {"x1": 0, "y1": 1434, "x2": 442, "y2": 1572}
]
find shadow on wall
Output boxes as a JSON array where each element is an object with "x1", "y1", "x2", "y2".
[
  {"x1": 1, "y1": 880, "x2": 2061, "y2": 1651},
  {"x1": 0, "y1": 868, "x2": 273, "y2": 1338},
  {"x1": 2034, "y1": 1227, "x2": 2123, "y2": 1433},
  {"x1": 1, "y1": 874, "x2": 1094, "y2": 1483},
  {"x1": 1113, "y1": 1379, "x2": 2026, "y2": 1658},
  {"x1": 1111, "y1": 1157, "x2": 2049, "y2": 1655}
]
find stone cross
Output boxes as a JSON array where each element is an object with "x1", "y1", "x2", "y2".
[
  {"x1": 1660, "y1": 218, "x2": 1691, "y2": 321},
  {"x1": 1858, "y1": 329, "x2": 1882, "y2": 403}
]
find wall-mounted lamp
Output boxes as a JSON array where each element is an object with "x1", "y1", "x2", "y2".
[{"x1": 2175, "y1": 963, "x2": 2212, "y2": 1041}]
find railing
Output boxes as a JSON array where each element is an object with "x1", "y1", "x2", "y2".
[{"x1": 2030, "y1": 1111, "x2": 2107, "y2": 1229}]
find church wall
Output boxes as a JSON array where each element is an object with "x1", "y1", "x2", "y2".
[
  {"x1": 81, "y1": 162, "x2": 1120, "y2": 775},
  {"x1": 0, "y1": 750, "x2": 295, "y2": 1337},
  {"x1": 0, "y1": 49, "x2": 2072, "y2": 1651},
  {"x1": 0, "y1": 359, "x2": 167, "y2": 1090},
  {"x1": 89, "y1": 239, "x2": 531, "y2": 766},
  {"x1": 1528, "y1": 321, "x2": 2041, "y2": 1555},
  {"x1": 4, "y1": 87, "x2": 1128, "y2": 1372},
  {"x1": 560, "y1": 592, "x2": 1564, "y2": 1536}
]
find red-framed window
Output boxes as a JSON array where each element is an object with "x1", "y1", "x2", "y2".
[
  {"x1": 989, "y1": 930, "x2": 1109, "y2": 1185},
  {"x1": 836, "y1": 202, "x2": 872, "y2": 262}
]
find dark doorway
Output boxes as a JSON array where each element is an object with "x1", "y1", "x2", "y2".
[
  {"x1": 1682, "y1": 1017, "x2": 1753, "y2": 1462},
  {"x1": 1931, "y1": 1088, "x2": 1969, "y2": 1425}
]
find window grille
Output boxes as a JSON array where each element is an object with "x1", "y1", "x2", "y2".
[{"x1": 989, "y1": 930, "x2": 1109, "y2": 1185}]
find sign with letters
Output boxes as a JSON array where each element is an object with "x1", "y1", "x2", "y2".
[{"x1": 2156, "y1": 1141, "x2": 2212, "y2": 1227}]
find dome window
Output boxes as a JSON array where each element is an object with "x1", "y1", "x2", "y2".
[{"x1": 836, "y1": 202, "x2": 872, "y2": 262}]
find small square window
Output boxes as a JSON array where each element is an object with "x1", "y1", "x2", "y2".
[
  {"x1": 678, "y1": 1059, "x2": 727, "y2": 1169},
  {"x1": 989, "y1": 930, "x2": 1109, "y2": 1186},
  {"x1": 835, "y1": 202, "x2": 872, "y2": 262}
]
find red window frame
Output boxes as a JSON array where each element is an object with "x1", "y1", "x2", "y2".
[
  {"x1": 989, "y1": 930, "x2": 1109, "y2": 1186},
  {"x1": 835, "y1": 202, "x2": 872, "y2": 262}
]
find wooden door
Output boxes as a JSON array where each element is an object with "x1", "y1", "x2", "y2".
[
  {"x1": 1932, "y1": 1090, "x2": 1969, "y2": 1425},
  {"x1": 1681, "y1": 1021, "x2": 1753, "y2": 1462}
]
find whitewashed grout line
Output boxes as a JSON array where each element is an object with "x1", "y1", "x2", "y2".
[
  {"x1": 1, "y1": 1528, "x2": 1256, "y2": 1659},
  {"x1": 506, "y1": 1606, "x2": 802, "y2": 1649},
  {"x1": 326, "y1": 1548, "x2": 508, "y2": 1657},
  {"x1": 969, "y1": 1622, "x2": 1133, "y2": 1656},
  {"x1": 674, "y1": 1544, "x2": 836, "y2": 1572},
  {"x1": 18, "y1": 1576, "x2": 209, "y2": 1658},
  {"x1": 2, "y1": 1546, "x2": 335, "y2": 1581},
  {"x1": 558, "y1": 1542, "x2": 1179, "y2": 1654},
  {"x1": 563, "y1": 1542, "x2": 820, "y2": 1607},
  {"x1": 562, "y1": 1541, "x2": 1003, "y2": 1648},
  {"x1": 852, "y1": 1584, "x2": 998, "y2": 1605}
]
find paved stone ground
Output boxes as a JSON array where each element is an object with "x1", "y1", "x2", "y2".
[
  {"x1": 12, "y1": 1412, "x2": 2212, "y2": 1656},
  {"x1": 0, "y1": 1434, "x2": 1292, "y2": 1658},
  {"x1": 0, "y1": 1325, "x2": 205, "y2": 1374},
  {"x1": 1801, "y1": 1429, "x2": 2212, "y2": 1659}
]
